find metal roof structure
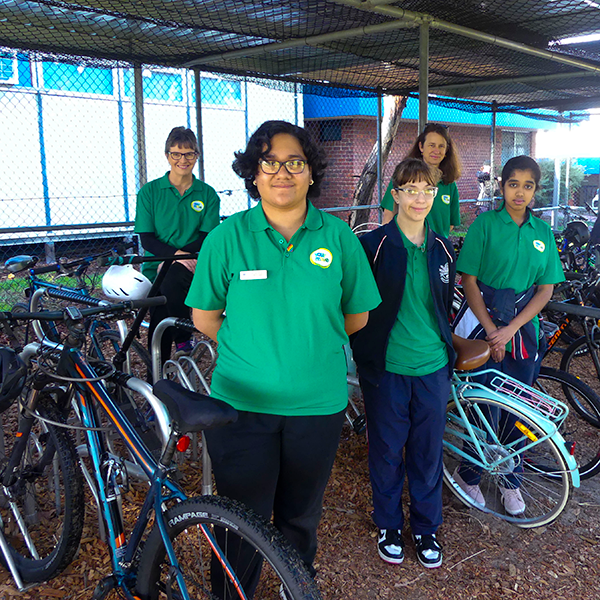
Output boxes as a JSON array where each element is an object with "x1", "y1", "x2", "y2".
[{"x1": 2, "y1": 0, "x2": 600, "y2": 112}]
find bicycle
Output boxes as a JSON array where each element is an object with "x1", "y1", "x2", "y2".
[
  {"x1": 443, "y1": 335, "x2": 580, "y2": 527},
  {"x1": 0, "y1": 302, "x2": 321, "y2": 599}
]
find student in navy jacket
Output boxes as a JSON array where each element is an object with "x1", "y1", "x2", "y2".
[{"x1": 351, "y1": 158, "x2": 456, "y2": 569}]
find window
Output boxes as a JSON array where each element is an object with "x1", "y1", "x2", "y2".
[
  {"x1": 199, "y1": 78, "x2": 242, "y2": 107},
  {"x1": 42, "y1": 62, "x2": 113, "y2": 95},
  {"x1": 319, "y1": 120, "x2": 342, "y2": 142},
  {"x1": 143, "y1": 70, "x2": 183, "y2": 102},
  {"x1": 501, "y1": 131, "x2": 532, "y2": 165},
  {"x1": 0, "y1": 50, "x2": 18, "y2": 84}
]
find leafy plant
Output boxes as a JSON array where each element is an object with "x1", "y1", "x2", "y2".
[{"x1": 537, "y1": 159, "x2": 585, "y2": 208}]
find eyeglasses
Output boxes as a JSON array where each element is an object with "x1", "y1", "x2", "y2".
[
  {"x1": 394, "y1": 187, "x2": 438, "y2": 198},
  {"x1": 259, "y1": 159, "x2": 307, "y2": 175},
  {"x1": 168, "y1": 151, "x2": 198, "y2": 160}
]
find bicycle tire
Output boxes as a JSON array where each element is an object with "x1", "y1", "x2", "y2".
[
  {"x1": 7, "y1": 303, "x2": 31, "y2": 350},
  {"x1": 534, "y1": 367, "x2": 600, "y2": 480},
  {"x1": 560, "y1": 333, "x2": 600, "y2": 419},
  {"x1": 90, "y1": 328, "x2": 151, "y2": 378},
  {"x1": 135, "y1": 496, "x2": 322, "y2": 600},
  {"x1": 0, "y1": 395, "x2": 85, "y2": 582},
  {"x1": 443, "y1": 395, "x2": 571, "y2": 528}
]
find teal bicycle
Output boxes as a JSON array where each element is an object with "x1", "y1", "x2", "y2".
[{"x1": 443, "y1": 337, "x2": 580, "y2": 528}]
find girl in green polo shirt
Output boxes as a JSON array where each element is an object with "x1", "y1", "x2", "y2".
[
  {"x1": 380, "y1": 123, "x2": 462, "y2": 237},
  {"x1": 186, "y1": 120, "x2": 380, "y2": 597},
  {"x1": 351, "y1": 158, "x2": 457, "y2": 570},
  {"x1": 453, "y1": 155, "x2": 565, "y2": 517}
]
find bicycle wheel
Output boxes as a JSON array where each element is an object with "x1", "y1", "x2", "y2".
[
  {"x1": 90, "y1": 327, "x2": 151, "y2": 378},
  {"x1": 0, "y1": 395, "x2": 84, "y2": 582},
  {"x1": 135, "y1": 496, "x2": 322, "y2": 600},
  {"x1": 560, "y1": 333, "x2": 600, "y2": 414},
  {"x1": 534, "y1": 367, "x2": 600, "y2": 480},
  {"x1": 443, "y1": 395, "x2": 571, "y2": 528}
]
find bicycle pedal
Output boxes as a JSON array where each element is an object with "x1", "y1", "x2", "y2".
[{"x1": 92, "y1": 575, "x2": 117, "y2": 600}]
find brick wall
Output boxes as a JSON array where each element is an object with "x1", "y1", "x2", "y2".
[{"x1": 307, "y1": 117, "x2": 534, "y2": 218}]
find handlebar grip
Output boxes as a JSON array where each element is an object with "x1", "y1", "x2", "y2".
[
  {"x1": 564, "y1": 271, "x2": 588, "y2": 281},
  {"x1": 545, "y1": 301, "x2": 600, "y2": 320},
  {"x1": 31, "y1": 264, "x2": 61, "y2": 275}
]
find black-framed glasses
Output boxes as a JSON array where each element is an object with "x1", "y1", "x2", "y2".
[
  {"x1": 259, "y1": 159, "x2": 307, "y2": 175},
  {"x1": 168, "y1": 151, "x2": 198, "y2": 160},
  {"x1": 393, "y1": 187, "x2": 438, "y2": 198}
]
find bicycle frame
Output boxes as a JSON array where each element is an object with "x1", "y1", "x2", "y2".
[
  {"x1": 21, "y1": 332, "x2": 247, "y2": 600},
  {"x1": 445, "y1": 370, "x2": 580, "y2": 488}
]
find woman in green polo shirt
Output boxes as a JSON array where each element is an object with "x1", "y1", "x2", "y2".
[
  {"x1": 185, "y1": 120, "x2": 381, "y2": 597},
  {"x1": 380, "y1": 123, "x2": 462, "y2": 237},
  {"x1": 453, "y1": 155, "x2": 565, "y2": 517}
]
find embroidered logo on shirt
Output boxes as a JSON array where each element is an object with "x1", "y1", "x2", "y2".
[
  {"x1": 191, "y1": 200, "x2": 205, "y2": 212},
  {"x1": 310, "y1": 248, "x2": 333, "y2": 268},
  {"x1": 441, "y1": 195, "x2": 450, "y2": 205},
  {"x1": 439, "y1": 262, "x2": 449, "y2": 283},
  {"x1": 533, "y1": 240, "x2": 545, "y2": 253}
]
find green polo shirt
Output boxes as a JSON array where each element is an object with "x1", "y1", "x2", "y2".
[
  {"x1": 185, "y1": 202, "x2": 381, "y2": 416},
  {"x1": 457, "y1": 207, "x2": 565, "y2": 347},
  {"x1": 385, "y1": 223, "x2": 449, "y2": 376},
  {"x1": 134, "y1": 173, "x2": 220, "y2": 281},
  {"x1": 381, "y1": 178, "x2": 460, "y2": 237},
  {"x1": 457, "y1": 207, "x2": 564, "y2": 293}
]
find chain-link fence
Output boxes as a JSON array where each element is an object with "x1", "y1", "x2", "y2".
[{"x1": 0, "y1": 49, "x2": 592, "y2": 308}]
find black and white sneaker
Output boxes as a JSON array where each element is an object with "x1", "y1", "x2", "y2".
[
  {"x1": 377, "y1": 529, "x2": 405, "y2": 564},
  {"x1": 413, "y1": 533, "x2": 443, "y2": 569}
]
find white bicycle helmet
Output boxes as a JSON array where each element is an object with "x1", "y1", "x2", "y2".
[{"x1": 102, "y1": 264, "x2": 152, "y2": 300}]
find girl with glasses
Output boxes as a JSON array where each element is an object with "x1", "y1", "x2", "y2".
[
  {"x1": 185, "y1": 120, "x2": 381, "y2": 596},
  {"x1": 381, "y1": 123, "x2": 462, "y2": 237},
  {"x1": 351, "y1": 158, "x2": 456, "y2": 570}
]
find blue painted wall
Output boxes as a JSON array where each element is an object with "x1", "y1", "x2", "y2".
[{"x1": 303, "y1": 95, "x2": 561, "y2": 130}]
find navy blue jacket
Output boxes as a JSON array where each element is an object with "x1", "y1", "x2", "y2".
[{"x1": 350, "y1": 221, "x2": 457, "y2": 383}]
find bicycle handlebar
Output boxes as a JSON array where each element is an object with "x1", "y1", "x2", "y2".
[
  {"x1": 100, "y1": 254, "x2": 198, "y2": 266},
  {"x1": 545, "y1": 301, "x2": 600, "y2": 320},
  {"x1": 0, "y1": 296, "x2": 166, "y2": 322}
]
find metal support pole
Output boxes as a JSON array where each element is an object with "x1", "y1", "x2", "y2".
[
  {"x1": 377, "y1": 91, "x2": 383, "y2": 220},
  {"x1": 418, "y1": 23, "x2": 429, "y2": 132},
  {"x1": 553, "y1": 156, "x2": 561, "y2": 230},
  {"x1": 193, "y1": 68, "x2": 205, "y2": 182},
  {"x1": 565, "y1": 118, "x2": 572, "y2": 206},
  {"x1": 490, "y1": 102, "x2": 497, "y2": 208},
  {"x1": 133, "y1": 64, "x2": 147, "y2": 190}
]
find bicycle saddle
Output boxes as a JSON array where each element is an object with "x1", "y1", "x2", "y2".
[
  {"x1": 452, "y1": 334, "x2": 490, "y2": 371},
  {"x1": 152, "y1": 379, "x2": 238, "y2": 434}
]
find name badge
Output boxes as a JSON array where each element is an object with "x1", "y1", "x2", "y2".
[{"x1": 240, "y1": 270, "x2": 267, "y2": 280}]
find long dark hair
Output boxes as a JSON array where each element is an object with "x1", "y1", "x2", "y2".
[
  {"x1": 406, "y1": 123, "x2": 461, "y2": 185},
  {"x1": 232, "y1": 120, "x2": 327, "y2": 200}
]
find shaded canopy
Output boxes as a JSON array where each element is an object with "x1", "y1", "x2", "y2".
[{"x1": 2, "y1": 0, "x2": 600, "y2": 112}]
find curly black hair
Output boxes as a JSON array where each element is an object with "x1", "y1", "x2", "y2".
[{"x1": 232, "y1": 120, "x2": 327, "y2": 200}]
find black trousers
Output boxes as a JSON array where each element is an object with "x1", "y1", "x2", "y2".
[
  {"x1": 147, "y1": 262, "x2": 194, "y2": 364},
  {"x1": 204, "y1": 409, "x2": 345, "y2": 596}
]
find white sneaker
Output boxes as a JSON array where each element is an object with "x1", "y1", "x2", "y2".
[
  {"x1": 452, "y1": 467, "x2": 485, "y2": 506},
  {"x1": 499, "y1": 486, "x2": 526, "y2": 515}
]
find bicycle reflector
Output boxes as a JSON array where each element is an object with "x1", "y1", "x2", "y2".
[
  {"x1": 566, "y1": 441, "x2": 576, "y2": 456},
  {"x1": 176, "y1": 436, "x2": 191, "y2": 452}
]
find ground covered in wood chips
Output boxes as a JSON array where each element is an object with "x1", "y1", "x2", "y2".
[
  {"x1": 1, "y1": 420, "x2": 599, "y2": 600},
  {"x1": 0, "y1": 327, "x2": 599, "y2": 600}
]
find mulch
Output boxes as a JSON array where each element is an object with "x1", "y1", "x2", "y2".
[{"x1": 1, "y1": 333, "x2": 600, "y2": 599}]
